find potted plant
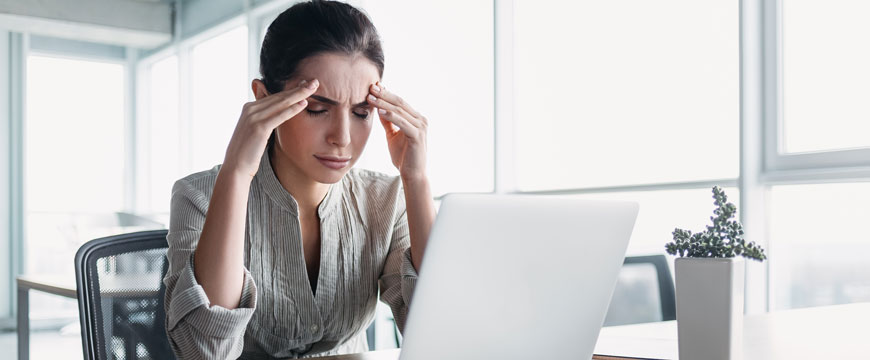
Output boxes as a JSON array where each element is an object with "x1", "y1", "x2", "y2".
[{"x1": 665, "y1": 186, "x2": 766, "y2": 360}]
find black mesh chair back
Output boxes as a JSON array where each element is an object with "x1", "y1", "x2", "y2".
[
  {"x1": 75, "y1": 229, "x2": 176, "y2": 360},
  {"x1": 603, "y1": 254, "x2": 676, "y2": 326}
]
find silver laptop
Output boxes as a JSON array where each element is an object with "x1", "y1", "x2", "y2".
[{"x1": 399, "y1": 194, "x2": 639, "y2": 360}]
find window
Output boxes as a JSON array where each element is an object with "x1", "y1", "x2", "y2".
[
  {"x1": 765, "y1": 1, "x2": 870, "y2": 311},
  {"x1": 139, "y1": 55, "x2": 180, "y2": 215},
  {"x1": 770, "y1": 182, "x2": 870, "y2": 310},
  {"x1": 572, "y1": 188, "x2": 740, "y2": 256},
  {"x1": 513, "y1": 0, "x2": 739, "y2": 191},
  {"x1": 25, "y1": 54, "x2": 126, "y2": 318},
  {"x1": 358, "y1": 0, "x2": 495, "y2": 196},
  {"x1": 190, "y1": 26, "x2": 249, "y2": 173},
  {"x1": 118, "y1": 0, "x2": 870, "y2": 337},
  {"x1": 782, "y1": 0, "x2": 870, "y2": 154}
]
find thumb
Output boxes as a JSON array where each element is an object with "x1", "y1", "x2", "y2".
[{"x1": 379, "y1": 115, "x2": 398, "y2": 137}]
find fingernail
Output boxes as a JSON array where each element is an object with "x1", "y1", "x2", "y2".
[
  {"x1": 368, "y1": 94, "x2": 377, "y2": 102},
  {"x1": 306, "y1": 79, "x2": 318, "y2": 89},
  {"x1": 378, "y1": 108, "x2": 386, "y2": 115},
  {"x1": 372, "y1": 84, "x2": 381, "y2": 93}
]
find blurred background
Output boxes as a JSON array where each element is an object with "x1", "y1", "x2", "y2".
[{"x1": 1, "y1": 0, "x2": 869, "y2": 358}]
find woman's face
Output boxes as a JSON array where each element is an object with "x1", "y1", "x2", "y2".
[{"x1": 269, "y1": 52, "x2": 380, "y2": 184}]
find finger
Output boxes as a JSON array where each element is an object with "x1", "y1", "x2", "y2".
[
  {"x1": 262, "y1": 98, "x2": 309, "y2": 130},
  {"x1": 246, "y1": 80, "x2": 304, "y2": 112},
  {"x1": 370, "y1": 83, "x2": 429, "y2": 129},
  {"x1": 248, "y1": 79, "x2": 319, "y2": 117},
  {"x1": 371, "y1": 82, "x2": 423, "y2": 119},
  {"x1": 369, "y1": 84, "x2": 424, "y2": 127},
  {"x1": 252, "y1": 78, "x2": 318, "y2": 114},
  {"x1": 372, "y1": 83, "x2": 427, "y2": 128},
  {"x1": 379, "y1": 117, "x2": 398, "y2": 137},
  {"x1": 368, "y1": 94, "x2": 422, "y2": 128},
  {"x1": 378, "y1": 108, "x2": 418, "y2": 138}
]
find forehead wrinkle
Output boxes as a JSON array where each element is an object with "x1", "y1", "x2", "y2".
[
  {"x1": 311, "y1": 78, "x2": 375, "y2": 108},
  {"x1": 309, "y1": 94, "x2": 369, "y2": 108},
  {"x1": 295, "y1": 53, "x2": 379, "y2": 108}
]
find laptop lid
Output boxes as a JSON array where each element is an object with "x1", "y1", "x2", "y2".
[{"x1": 398, "y1": 194, "x2": 639, "y2": 360}]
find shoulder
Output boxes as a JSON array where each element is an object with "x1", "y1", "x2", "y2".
[
  {"x1": 344, "y1": 168, "x2": 403, "y2": 198},
  {"x1": 171, "y1": 164, "x2": 222, "y2": 203},
  {"x1": 343, "y1": 168, "x2": 405, "y2": 217}
]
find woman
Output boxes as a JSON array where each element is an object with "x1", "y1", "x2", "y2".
[{"x1": 163, "y1": 1, "x2": 435, "y2": 358}]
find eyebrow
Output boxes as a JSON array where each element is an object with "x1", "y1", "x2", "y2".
[{"x1": 309, "y1": 94, "x2": 369, "y2": 108}]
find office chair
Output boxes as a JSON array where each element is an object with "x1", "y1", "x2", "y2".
[
  {"x1": 75, "y1": 229, "x2": 176, "y2": 360},
  {"x1": 365, "y1": 302, "x2": 403, "y2": 350},
  {"x1": 603, "y1": 254, "x2": 676, "y2": 326}
]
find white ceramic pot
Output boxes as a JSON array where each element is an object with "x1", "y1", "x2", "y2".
[{"x1": 675, "y1": 257, "x2": 745, "y2": 360}]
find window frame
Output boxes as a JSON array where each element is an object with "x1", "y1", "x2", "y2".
[
  {"x1": 3, "y1": 31, "x2": 27, "y2": 321},
  {"x1": 761, "y1": 0, "x2": 870, "y2": 179},
  {"x1": 759, "y1": 0, "x2": 870, "y2": 311},
  {"x1": 2, "y1": 33, "x2": 133, "y2": 321},
  {"x1": 24, "y1": 49, "x2": 132, "y2": 215},
  {"x1": 135, "y1": 14, "x2": 251, "y2": 215}
]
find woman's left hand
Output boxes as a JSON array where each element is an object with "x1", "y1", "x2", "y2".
[{"x1": 367, "y1": 82, "x2": 428, "y2": 181}]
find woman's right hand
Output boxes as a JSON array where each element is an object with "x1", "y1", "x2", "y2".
[{"x1": 221, "y1": 78, "x2": 320, "y2": 178}]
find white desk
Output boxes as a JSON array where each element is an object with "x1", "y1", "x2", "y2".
[
  {"x1": 594, "y1": 302, "x2": 870, "y2": 359},
  {"x1": 313, "y1": 303, "x2": 870, "y2": 359}
]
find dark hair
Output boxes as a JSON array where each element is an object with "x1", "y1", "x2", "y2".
[
  {"x1": 260, "y1": 1, "x2": 385, "y2": 151},
  {"x1": 260, "y1": 0, "x2": 384, "y2": 94}
]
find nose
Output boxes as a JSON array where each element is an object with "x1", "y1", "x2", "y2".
[{"x1": 326, "y1": 112, "x2": 351, "y2": 148}]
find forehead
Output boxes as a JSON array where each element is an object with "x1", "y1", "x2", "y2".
[{"x1": 293, "y1": 52, "x2": 381, "y2": 105}]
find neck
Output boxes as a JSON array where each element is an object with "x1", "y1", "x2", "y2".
[{"x1": 270, "y1": 147, "x2": 330, "y2": 216}]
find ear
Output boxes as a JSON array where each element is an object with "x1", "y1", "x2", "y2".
[{"x1": 252, "y1": 79, "x2": 270, "y2": 100}]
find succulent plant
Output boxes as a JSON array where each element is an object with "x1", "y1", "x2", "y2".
[{"x1": 665, "y1": 186, "x2": 766, "y2": 261}]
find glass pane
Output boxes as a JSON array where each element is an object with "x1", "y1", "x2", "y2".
[
  {"x1": 190, "y1": 26, "x2": 249, "y2": 172},
  {"x1": 357, "y1": 0, "x2": 494, "y2": 196},
  {"x1": 25, "y1": 54, "x2": 126, "y2": 319},
  {"x1": 26, "y1": 55, "x2": 126, "y2": 213},
  {"x1": 782, "y1": 0, "x2": 870, "y2": 153},
  {"x1": 514, "y1": 1, "x2": 739, "y2": 190},
  {"x1": 771, "y1": 183, "x2": 870, "y2": 310},
  {"x1": 571, "y1": 187, "x2": 740, "y2": 257},
  {"x1": 142, "y1": 55, "x2": 180, "y2": 215}
]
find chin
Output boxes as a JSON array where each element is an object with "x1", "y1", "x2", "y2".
[{"x1": 311, "y1": 168, "x2": 351, "y2": 184}]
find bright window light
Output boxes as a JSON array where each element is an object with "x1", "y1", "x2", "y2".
[
  {"x1": 144, "y1": 55, "x2": 180, "y2": 214},
  {"x1": 514, "y1": 0, "x2": 739, "y2": 190},
  {"x1": 190, "y1": 25, "x2": 249, "y2": 173},
  {"x1": 782, "y1": 0, "x2": 870, "y2": 154},
  {"x1": 770, "y1": 182, "x2": 870, "y2": 309},
  {"x1": 571, "y1": 187, "x2": 740, "y2": 256},
  {"x1": 25, "y1": 54, "x2": 127, "y2": 319},
  {"x1": 357, "y1": 0, "x2": 494, "y2": 196}
]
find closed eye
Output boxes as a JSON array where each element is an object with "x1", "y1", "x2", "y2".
[{"x1": 306, "y1": 109, "x2": 369, "y2": 120}]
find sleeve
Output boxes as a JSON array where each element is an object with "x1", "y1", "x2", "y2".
[
  {"x1": 377, "y1": 207, "x2": 419, "y2": 334},
  {"x1": 163, "y1": 178, "x2": 258, "y2": 359}
]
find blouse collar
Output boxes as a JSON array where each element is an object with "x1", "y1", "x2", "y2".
[{"x1": 255, "y1": 148, "x2": 343, "y2": 218}]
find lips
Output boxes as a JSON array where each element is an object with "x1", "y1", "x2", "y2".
[
  {"x1": 316, "y1": 155, "x2": 351, "y2": 161},
  {"x1": 314, "y1": 155, "x2": 351, "y2": 170}
]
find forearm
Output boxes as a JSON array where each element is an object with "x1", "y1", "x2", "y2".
[
  {"x1": 401, "y1": 174, "x2": 436, "y2": 272},
  {"x1": 193, "y1": 169, "x2": 252, "y2": 309}
]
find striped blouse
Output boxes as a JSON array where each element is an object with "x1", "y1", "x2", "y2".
[{"x1": 163, "y1": 148, "x2": 419, "y2": 359}]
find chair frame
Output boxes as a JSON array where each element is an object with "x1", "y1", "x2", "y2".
[
  {"x1": 623, "y1": 254, "x2": 677, "y2": 322},
  {"x1": 74, "y1": 229, "x2": 170, "y2": 360}
]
